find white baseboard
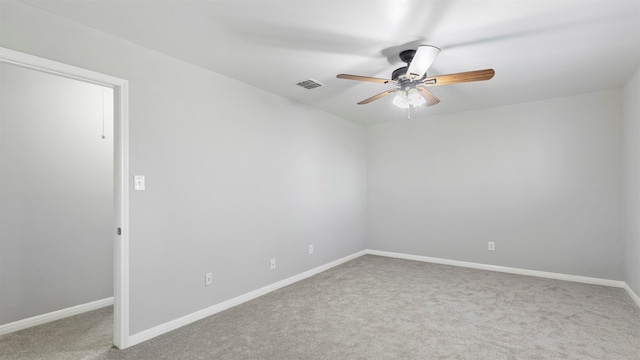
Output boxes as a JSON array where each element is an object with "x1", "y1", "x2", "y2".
[
  {"x1": 623, "y1": 283, "x2": 640, "y2": 308},
  {"x1": 0, "y1": 297, "x2": 114, "y2": 336},
  {"x1": 127, "y1": 250, "x2": 367, "y2": 347},
  {"x1": 366, "y1": 249, "x2": 626, "y2": 288}
]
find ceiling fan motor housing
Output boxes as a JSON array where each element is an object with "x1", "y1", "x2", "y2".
[
  {"x1": 392, "y1": 66, "x2": 409, "y2": 81},
  {"x1": 399, "y1": 49, "x2": 416, "y2": 64},
  {"x1": 393, "y1": 49, "x2": 420, "y2": 81}
]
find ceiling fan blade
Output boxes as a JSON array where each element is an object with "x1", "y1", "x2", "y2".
[
  {"x1": 406, "y1": 45, "x2": 441, "y2": 80},
  {"x1": 416, "y1": 87, "x2": 440, "y2": 106},
  {"x1": 357, "y1": 89, "x2": 398, "y2": 105},
  {"x1": 423, "y1": 69, "x2": 495, "y2": 86},
  {"x1": 337, "y1": 74, "x2": 395, "y2": 84}
]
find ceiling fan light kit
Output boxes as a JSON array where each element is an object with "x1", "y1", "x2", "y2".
[
  {"x1": 392, "y1": 89, "x2": 409, "y2": 109},
  {"x1": 337, "y1": 45, "x2": 495, "y2": 116},
  {"x1": 393, "y1": 87, "x2": 426, "y2": 109}
]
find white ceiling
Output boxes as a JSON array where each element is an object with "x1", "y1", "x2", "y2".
[{"x1": 22, "y1": 0, "x2": 640, "y2": 125}]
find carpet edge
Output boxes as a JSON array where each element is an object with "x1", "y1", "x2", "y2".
[{"x1": 127, "y1": 250, "x2": 367, "y2": 348}]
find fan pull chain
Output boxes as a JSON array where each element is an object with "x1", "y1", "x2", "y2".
[{"x1": 101, "y1": 87, "x2": 106, "y2": 139}]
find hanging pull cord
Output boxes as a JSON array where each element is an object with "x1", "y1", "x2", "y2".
[{"x1": 101, "y1": 87, "x2": 106, "y2": 140}]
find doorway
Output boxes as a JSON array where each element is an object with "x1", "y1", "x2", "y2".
[{"x1": 0, "y1": 47, "x2": 130, "y2": 349}]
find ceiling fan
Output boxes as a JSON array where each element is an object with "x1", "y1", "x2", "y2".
[{"x1": 336, "y1": 45, "x2": 495, "y2": 111}]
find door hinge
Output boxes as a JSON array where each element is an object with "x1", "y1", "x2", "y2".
[{"x1": 117, "y1": 227, "x2": 122, "y2": 235}]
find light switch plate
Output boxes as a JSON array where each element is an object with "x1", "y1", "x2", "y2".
[{"x1": 134, "y1": 175, "x2": 145, "y2": 191}]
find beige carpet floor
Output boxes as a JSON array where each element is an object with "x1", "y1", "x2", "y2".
[{"x1": 1, "y1": 255, "x2": 639, "y2": 359}]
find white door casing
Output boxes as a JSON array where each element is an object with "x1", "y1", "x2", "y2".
[{"x1": 0, "y1": 47, "x2": 131, "y2": 349}]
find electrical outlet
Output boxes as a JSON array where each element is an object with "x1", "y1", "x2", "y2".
[
  {"x1": 309, "y1": 245, "x2": 314, "y2": 254},
  {"x1": 205, "y1": 272, "x2": 213, "y2": 286},
  {"x1": 488, "y1": 242, "x2": 495, "y2": 251},
  {"x1": 270, "y1": 258, "x2": 276, "y2": 270}
]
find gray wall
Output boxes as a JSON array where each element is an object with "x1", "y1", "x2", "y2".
[
  {"x1": 0, "y1": 1, "x2": 367, "y2": 334},
  {"x1": 0, "y1": 63, "x2": 114, "y2": 324},
  {"x1": 367, "y1": 90, "x2": 624, "y2": 280},
  {"x1": 623, "y1": 67, "x2": 640, "y2": 296}
]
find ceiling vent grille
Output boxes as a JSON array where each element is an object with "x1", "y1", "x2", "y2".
[{"x1": 296, "y1": 78, "x2": 324, "y2": 90}]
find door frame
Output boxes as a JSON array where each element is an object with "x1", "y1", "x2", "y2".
[{"x1": 0, "y1": 47, "x2": 131, "y2": 349}]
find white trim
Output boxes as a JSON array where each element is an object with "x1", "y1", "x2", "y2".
[
  {"x1": 366, "y1": 249, "x2": 626, "y2": 288},
  {"x1": 128, "y1": 250, "x2": 367, "y2": 347},
  {"x1": 0, "y1": 47, "x2": 130, "y2": 349},
  {"x1": 0, "y1": 47, "x2": 125, "y2": 87},
  {"x1": 0, "y1": 298, "x2": 113, "y2": 336},
  {"x1": 623, "y1": 283, "x2": 640, "y2": 308},
  {"x1": 112, "y1": 76, "x2": 130, "y2": 350}
]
